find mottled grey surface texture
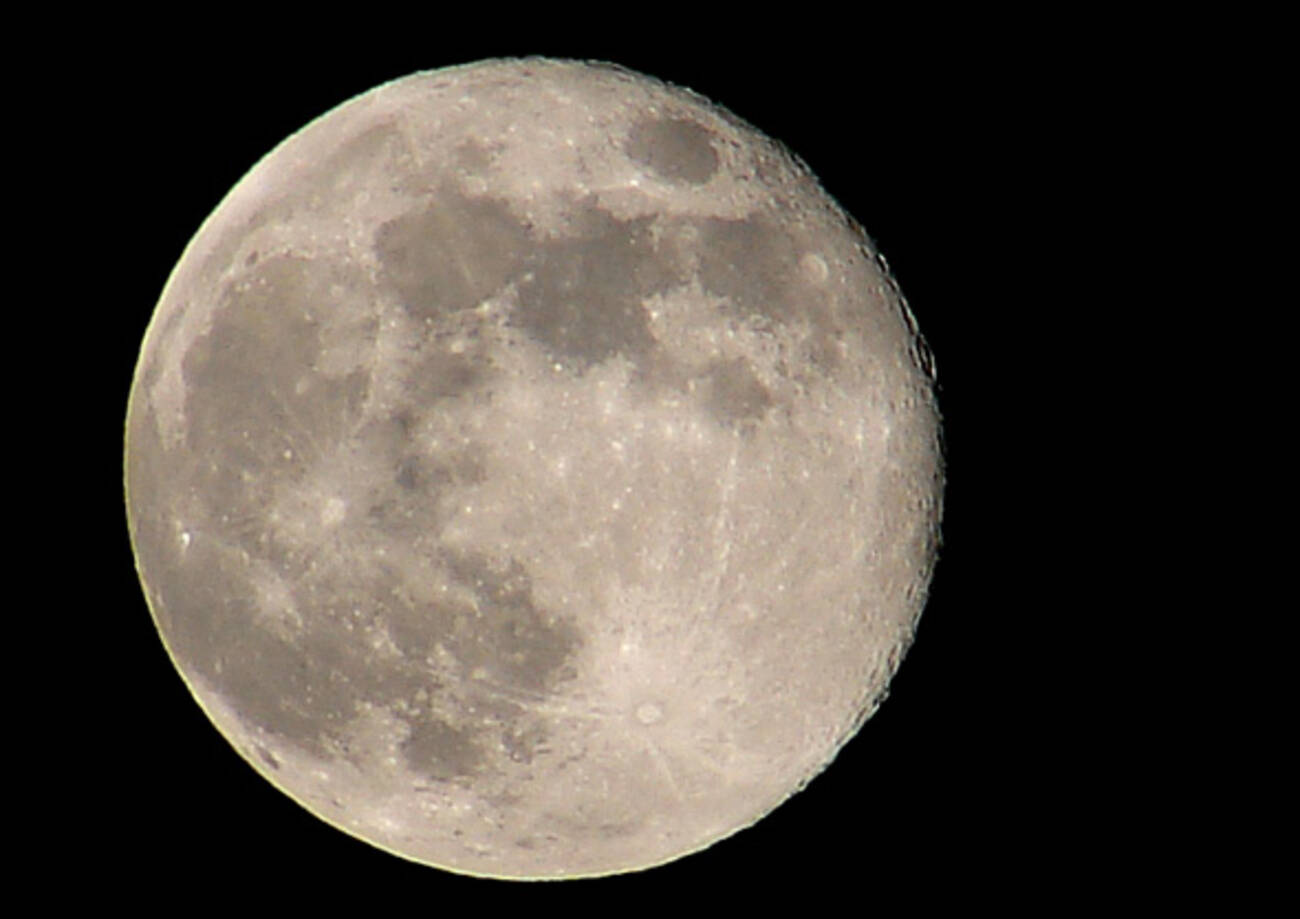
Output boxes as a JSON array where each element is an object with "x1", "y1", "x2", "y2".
[{"x1": 125, "y1": 58, "x2": 942, "y2": 878}]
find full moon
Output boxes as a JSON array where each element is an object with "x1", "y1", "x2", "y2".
[{"x1": 124, "y1": 58, "x2": 943, "y2": 879}]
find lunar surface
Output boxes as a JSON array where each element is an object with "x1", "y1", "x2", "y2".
[{"x1": 124, "y1": 58, "x2": 942, "y2": 878}]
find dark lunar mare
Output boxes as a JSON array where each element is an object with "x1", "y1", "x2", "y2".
[{"x1": 130, "y1": 247, "x2": 584, "y2": 779}]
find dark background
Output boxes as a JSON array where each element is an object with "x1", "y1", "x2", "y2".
[{"x1": 81, "y1": 24, "x2": 1094, "y2": 905}]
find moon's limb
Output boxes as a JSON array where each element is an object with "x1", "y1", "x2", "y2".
[{"x1": 125, "y1": 58, "x2": 942, "y2": 879}]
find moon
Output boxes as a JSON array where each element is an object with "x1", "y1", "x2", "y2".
[{"x1": 124, "y1": 58, "x2": 943, "y2": 879}]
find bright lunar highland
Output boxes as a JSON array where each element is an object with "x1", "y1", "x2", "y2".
[{"x1": 125, "y1": 58, "x2": 943, "y2": 879}]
